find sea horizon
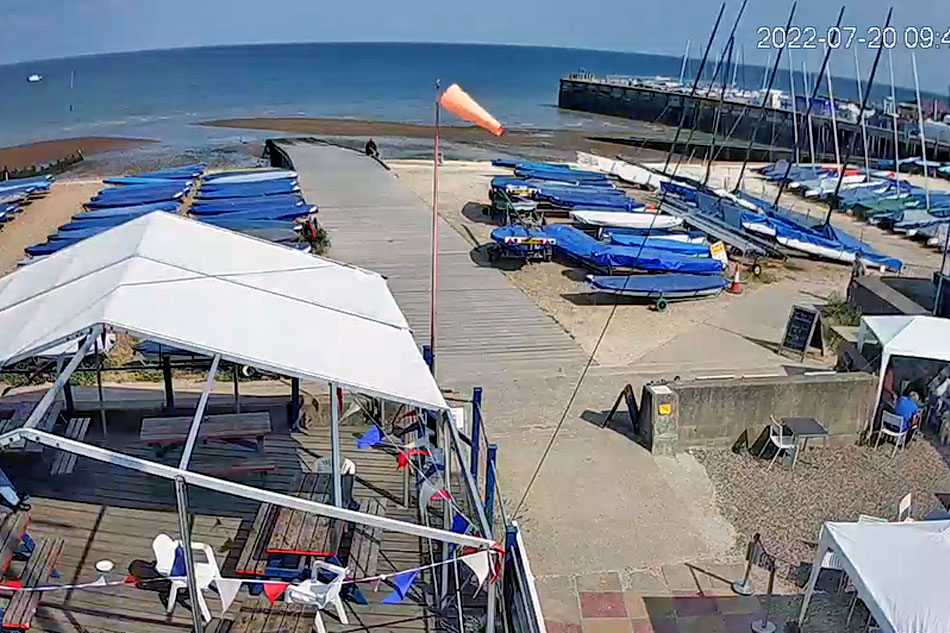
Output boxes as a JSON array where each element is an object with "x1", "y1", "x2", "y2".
[{"x1": 0, "y1": 41, "x2": 944, "y2": 152}]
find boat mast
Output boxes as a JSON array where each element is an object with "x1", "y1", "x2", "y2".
[
  {"x1": 705, "y1": 35, "x2": 736, "y2": 186},
  {"x1": 788, "y1": 47, "x2": 800, "y2": 164},
  {"x1": 852, "y1": 46, "x2": 871, "y2": 174},
  {"x1": 825, "y1": 55, "x2": 842, "y2": 171},
  {"x1": 912, "y1": 52, "x2": 931, "y2": 215},
  {"x1": 679, "y1": 40, "x2": 691, "y2": 86},
  {"x1": 660, "y1": 2, "x2": 726, "y2": 175},
  {"x1": 888, "y1": 48, "x2": 900, "y2": 193},
  {"x1": 803, "y1": 62, "x2": 817, "y2": 164},
  {"x1": 822, "y1": 7, "x2": 892, "y2": 226},
  {"x1": 762, "y1": 51, "x2": 772, "y2": 95},
  {"x1": 69, "y1": 69, "x2": 75, "y2": 113},
  {"x1": 734, "y1": 1, "x2": 798, "y2": 191},
  {"x1": 770, "y1": 6, "x2": 845, "y2": 208}
]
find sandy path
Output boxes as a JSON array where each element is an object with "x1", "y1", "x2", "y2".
[{"x1": 0, "y1": 180, "x2": 102, "y2": 274}]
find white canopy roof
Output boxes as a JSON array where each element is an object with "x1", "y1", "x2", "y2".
[
  {"x1": 858, "y1": 315, "x2": 950, "y2": 409},
  {"x1": 0, "y1": 212, "x2": 446, "y2": 410},
  {"x1": 799, "y1": 520, "x2": 950, "y2": 633}
]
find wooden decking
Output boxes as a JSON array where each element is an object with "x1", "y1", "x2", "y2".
[
  {"x1": 279, "y1": 141, "x2": 589, "y2": 390},
  {"x1": 3, "y1": 396, "x2": 434, "y2": 633}
]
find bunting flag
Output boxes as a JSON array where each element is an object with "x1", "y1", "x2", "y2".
[
  {"x1": 381, "y1": 570, "x2": 419, "y2": 604},
  {"x1": 397, "y1": 448, "x2": 430, "y2": 470},
  {"x1": 216, "y1": 578, "x2": 243, "y2": 616},
  {"x1": 170, "y1": 546, "x2": 186, "y2": 576},
  {"x1": 439, "y1": 84, "x2": 503, "y2": 136},
  {"x1": 356, "y1": 425, "x2": 383, "y2": 449},
  {"x1": 418, "y1": 475, "x2": 451, "y2": 511},
  {"x1": 262, "y1": 581, "x2": 288, "y2": 605},
  {"x1": 451, "y1": 513, "x2": 469, "y2": 535},
  {"x1": 462, "y1": 551, "x2": 491, "y2": 595}
]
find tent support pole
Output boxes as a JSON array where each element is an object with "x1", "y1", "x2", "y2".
[
  {"x1": 330, "y1": 382, "x2": 342, "y2": 506},
  {"x1": 174, "y1": 477, "x2": 204, "y2": 633},
  {"x1": 0, "y1": 427, "x2": 494, "y2": 548},
  {"x1": 232, "y1": 364, "x2": 241, "y2": 413},
  {"x1": 440, "y1": 415, "x2": 451, "y2": 602},
  {"x1": 95, "y1": 338, "x2": 107, "y2": 439},
  {"x1": 162, "y1": 355, "x2": 174, "y2": 411},
  {"x1": 179, "y1": 355, "x2": 220, "y2": 470},
  {"x1": 22, "y1": 326, "x2": 102, "y2": 431}
]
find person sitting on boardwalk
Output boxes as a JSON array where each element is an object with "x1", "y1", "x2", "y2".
[{"x1": 364, "y1": 138, "x2": 379, "y2": 159}]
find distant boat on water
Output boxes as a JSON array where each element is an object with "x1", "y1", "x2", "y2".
[{"x1": 27, "y1": 74, "x2": 42, "y2": 83}]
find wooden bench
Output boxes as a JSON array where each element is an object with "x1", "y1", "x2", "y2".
[
  {"x1": 346, "y1": 498, "x2": 387, "y2": 578},
  {"x1": 0, "y1": 404, "x2": 61, "y2": 453},
  {"x1": 191, "y1": 458, "x2": 276, "y2": 484},
  {"x1": 3, "y1": 537, "x2": 64, "y2": 630},
  {"x1": 140, "y1": 412, "x2": 271, "y2": 455},
  {"x1": 49, "y1": 417, "x2": 91, "y2": 476},
  {"x1": 235, "y1": 502, "x2": 280, "y2": 576},
  {"x1": 0, "y1": 512, "x2": 30, "y2": 578}
]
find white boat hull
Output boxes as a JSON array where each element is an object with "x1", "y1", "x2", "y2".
[{"x1": 570, "y1": 210, "x2": 683, "y2": 230}]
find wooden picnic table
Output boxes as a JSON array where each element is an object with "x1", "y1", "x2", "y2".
[
  {"x1": 139, "y1": 412, "x2": 271, "y2": 453},
  {"x1": 267, "y1": 473, "x2": 344, "y2": 557},
  {"x1": 235, "y1": 473, "x2": 347, "y2": 576}
]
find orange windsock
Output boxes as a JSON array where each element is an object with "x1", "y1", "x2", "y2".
[{"x1": 439, "y1": 84, "x2": 503, "y2": 136}]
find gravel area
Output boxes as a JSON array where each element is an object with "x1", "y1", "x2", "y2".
[{"x1": 692, "y1": 437, "x2": 950, "y2": 566}]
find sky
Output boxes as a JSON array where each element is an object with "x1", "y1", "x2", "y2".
[{"x1": 0, "y1": 0, "x2": 947, "y2": 91}]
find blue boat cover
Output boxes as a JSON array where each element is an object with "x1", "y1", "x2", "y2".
[
  {"x1": 192, "y1": 206, "x2": 315, "y2": 222},
  {"x1": 136, "y1": 164, "x2": 206, "y2": 179},
  {"x1": 604, "y1": 231, "x2": 710, "y2": 255},
  {"x1": 197, "y1": 186, "x2": 299, "y2": 200},
  {"x1": 200, "y1": 218, "x2": 299, "y2": 230},
  {"x1": 74, "y1": 201, "x2": 180, "y2": 220},
  {"x1": 588, "y1": 274, "x2": 728, "y2": 296},
  {"x1": 199, "y1": 180, "x2": 297, "y2": 193},
  {"x1": 85, "y1": 191, "x2": 185, "y2": 208},
  {"x1": 660, "y1": 181, "x2": 698, "y2": 203},
  {"x1": 543, "y1": 225, "x2": 724, "y2": 274},
  {"x1": 191, "y1": 200, "x2": 306, "y2": 216},
  {"x1": 104, "y1": 176, "x2": 190, "y2": 186},
  {"x1": 203, "y1": 169, "x2": 289, "y2": 181}
]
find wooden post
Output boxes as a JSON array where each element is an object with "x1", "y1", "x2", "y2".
[
  {"x1": 232, "y1": 364, "x2": 241, "y2": 413},
  {"x1": 470, "y1": 387, "x2": 482, "y2": 484},
  {"x1": 162, "y1": 355, "x2": 174, "y2": 411}
]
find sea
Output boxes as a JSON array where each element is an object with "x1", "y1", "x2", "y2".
[
  {"x1": 0, "y1": 42, "x2": 928, "y2": 162},
  {"x1": 0, "y1": 43, "x2": 694, "y2": 146}
]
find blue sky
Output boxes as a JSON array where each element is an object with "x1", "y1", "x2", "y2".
[{"x1": 0, "y1": 0, "x2": 947, "y2": 90}]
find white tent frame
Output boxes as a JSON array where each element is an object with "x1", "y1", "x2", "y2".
[
  {"x1": 858, "y1": 315, "x2": 950, "y2": 417},
  {"x1": 798, "y1": 526, "x2": 894, "y2": 632},
  {"x1": 0, "y1": 209, "x2": 501, "y2": 630}
]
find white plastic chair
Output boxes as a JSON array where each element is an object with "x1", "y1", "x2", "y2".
[
  {"x1": 897, "y1": 493, "x2": 913, "y2": 522},
  {"x1": 152, "y1": 533, "x2": 218, "y2": 623},
  {"x1": 313, "y1": 455, "x2": 356, "y2": 475},
  {"x1": 759, "y1": 416, "x2": 796, "y2": 470},
  {"x1": 876, "y1": 411, "x2": 908, "y2": 459},
  {"x1": 285, "y1": 561, "x2": 349, "y2": 633}
]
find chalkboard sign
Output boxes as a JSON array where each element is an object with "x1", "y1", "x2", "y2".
[{"x1": 779, "y1": 305, "x2": 823, "y2": 361}]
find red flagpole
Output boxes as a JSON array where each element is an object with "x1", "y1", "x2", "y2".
[{"x1": 430, "y1": 80, "x2": 441, "y2": 369}]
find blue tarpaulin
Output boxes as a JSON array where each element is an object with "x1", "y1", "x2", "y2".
[{"x1": 543, "y1": 225, "x2": 724, "y2": 274}]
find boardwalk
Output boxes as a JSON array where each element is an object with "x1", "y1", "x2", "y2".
[{"x1": 276, "y1": 141, "x2": 589, "y2": 389}]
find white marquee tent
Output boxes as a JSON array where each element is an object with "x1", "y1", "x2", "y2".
[
  {"x1": 0, "y1": 211, "x2": 446, "y2": 411},
  {"x1": 858, "y1": 315, "x2": 950, "y2": 412},
  {"x1": 798, "y1": 520, "x2": 950, "y2": 633}
]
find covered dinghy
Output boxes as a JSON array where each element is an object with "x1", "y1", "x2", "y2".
[
  {"x1": 588, "y1": 274, "x2": 727, "y2": 299},
  {"x1": 543, "y1": 225, "x2": 724, "y2": 275}
]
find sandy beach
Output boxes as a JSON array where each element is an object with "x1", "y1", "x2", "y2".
[
  {"x1": 202, "y1": 116, "x2": 673, "y2": 161},
  {"x1": 0, "y1": 137, "x2": 155, "y2": 171},
  {"x1": 0, "y1": 180, "x2": 102, "y2": 274}
]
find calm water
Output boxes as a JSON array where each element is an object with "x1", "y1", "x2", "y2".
[
  {"x1": 0, "y1": 41, "x2": 919, "y2": 151},
  {"x1": 0, "y1": 43, "x2": 719, "y2": 148}
]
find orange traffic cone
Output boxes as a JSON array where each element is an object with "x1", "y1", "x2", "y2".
[{"x1": 727, "y1": 266, "x2": 743, "y2": 294}]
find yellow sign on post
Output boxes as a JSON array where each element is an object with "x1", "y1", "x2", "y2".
[
  {"x1": 658, "y1": 403, "x2": 673, "y2": 416},
  {"x1": 709, "y1": 241, "x2": 729, "y2": 267}
]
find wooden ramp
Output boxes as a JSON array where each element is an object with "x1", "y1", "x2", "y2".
[{"x1": 278, "y1": 141, "x2": 589, "y2": 389}]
